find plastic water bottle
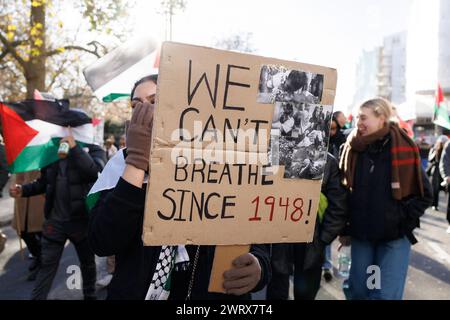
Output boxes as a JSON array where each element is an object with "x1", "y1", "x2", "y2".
[
  {"x1": 58, "y1": 141, "x2": 70, "y2": 159},
  {"x1": 338, "y1": 246, "x2": 351, "y2": 278}
]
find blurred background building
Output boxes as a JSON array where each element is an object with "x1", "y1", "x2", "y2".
[{"x1": 353, "y1": 0, "x2": 450, "y2": 142}]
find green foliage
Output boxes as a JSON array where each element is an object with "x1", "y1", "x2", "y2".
[
  {"x1": 80, "y1": 0, "x2": 129, "y2": 33},
  {"x1": 0, "y1": 0, "x2": 132, "y2": 102}
]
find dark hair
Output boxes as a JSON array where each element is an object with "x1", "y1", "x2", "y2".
[
  {"x1": 130, "y1": 74, "x2": 158, "y2": 101},
  {"x1": 284, "y1": 70, "x2": 307, "y2": 92},
  {"x1": 333, "y1": 110, "x2": 344, "y2": 118},
  {"x1": 283, "y1": 103, "x2": 294, "y2": 114},
  {"x1": 331, "y1": 115, "x2": 341, "y2": 129}
]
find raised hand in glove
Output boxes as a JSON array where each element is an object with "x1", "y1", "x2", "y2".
[
  {"x1": 125, "y1": 101, "x2": 155, "y2": 171},
  {"x1": 222, "y1": 253, "x2": 261, "y2": 295}
]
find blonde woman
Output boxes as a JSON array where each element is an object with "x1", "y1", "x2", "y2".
[{"x1": 339, "y1": 98, "x2": 432, "y2": 300}]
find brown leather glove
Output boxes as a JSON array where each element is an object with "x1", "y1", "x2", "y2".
[{"x1": 125, "y1": 101, "x2": 155, "y2": 171}]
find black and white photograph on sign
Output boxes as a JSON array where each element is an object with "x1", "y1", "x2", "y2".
[
  {"x1": 257, "y1": 65, "x2": 324, "y2": 104},
  {"x1": 268, "y1": 102, "x2": 333, "y2": 180}
]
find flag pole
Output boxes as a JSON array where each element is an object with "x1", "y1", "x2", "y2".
[
  {"x1": 12, "y1": 175, "x2": 24, "y2": 260},
  {"x1": 11, "y1": 175, "x2": 24, "y2": 260},
  {"x1": 14, "y1": 200, "x2": 24, "y2": 261}
]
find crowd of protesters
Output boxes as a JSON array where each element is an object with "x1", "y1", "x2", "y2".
[{"x1": 3, "y1": 70, "x2": 450, "y2": 301}]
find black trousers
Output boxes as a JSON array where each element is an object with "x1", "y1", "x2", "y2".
[
  {"x1": 21, "y1": 232, "x2": 42, "y2": 259},
  {"x1": 431, "y1": 173, "x2": 442, "y2": 208},
  {"x1": 267, "y1": 267, "x2": 322, "y2": 300},
  {"x1": 266, "y1": 244, "x2": 322, "y2": 300},
  {"x1": 291, "y1": 267, "x2": 322, "y2": 300},
  {"x1": 447, "y1": 195, "x2": 450, "y2": 224},
  {"x1": 31, "y1": 219, "x2": 96, "y2": 300},
  {"x1": 266, "y1": 270, "x2": 290, "y2": 300}
]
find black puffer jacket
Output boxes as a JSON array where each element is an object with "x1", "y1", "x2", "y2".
[
  {"x1": 21, "y1": 144, "x2": 106, "y2": 220},
  {"x1": 329, "y1": 130, "x2": 346, "y2": 160},
  {"x1": 303, "y1": 153, "x2": 348, "y2": 270},
  {"x1": 271, "y1": 153, "x2": 348, "y2": 273},
  {"x1": 439, "y1": 140, "x2": 450, "y2": 181}
]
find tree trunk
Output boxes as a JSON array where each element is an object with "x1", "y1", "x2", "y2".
[{"x1": 25, "y1": 2, "x2": 46, "y2": 99}]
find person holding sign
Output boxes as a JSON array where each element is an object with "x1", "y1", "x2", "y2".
[
  {"x1": 339, "y1": 98, "x2": 432, "y2": 300},
  {"x1": 10, "y1": 128, "x2": 106, "y2": 300},
  {"x1": 267, "y1": 153, "x2": 348, "y2": 300},
  {"x1": 88, "y1": 75, "x2": 271, "y2": 300}
]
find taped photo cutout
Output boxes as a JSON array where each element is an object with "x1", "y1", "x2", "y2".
[
  {"x1": 268, "y1": 102, "x2": 333, "y2": 180},
  {"x1": 257, "y1": 65, "x2": 324, "y2": 104}
]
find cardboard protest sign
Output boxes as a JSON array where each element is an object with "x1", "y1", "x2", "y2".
[
  {"x1": 143, "y1": 42, "x2": 337, "y2": 246},
  {"x1": 208, "y1": 244, "x2": 250, "y2": 293}
]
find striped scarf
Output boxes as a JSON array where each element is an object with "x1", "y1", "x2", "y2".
[{"x1": 339, "y1": 122, "x2": 424, "y2": 200}]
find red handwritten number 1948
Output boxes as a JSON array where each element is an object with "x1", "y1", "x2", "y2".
[{"x1": 249, "y1": 196, "x2": 306, "y2": 222}]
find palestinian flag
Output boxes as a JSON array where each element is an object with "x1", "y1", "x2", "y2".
[
  {"x1": 398, "y1": 118, "x2": 414, "y2": 139},
  {"x1": 0, "y1": 100, "x2": 94, "y2": 173},
  {"x1": 34, "y1": 89, "x2": 56, "y2": 101},
  {"x1": 86, "y1": 148, "x2": 127, "y2": 211},
  {"x1": 433, "y1": 84, "x2": 450, "y2": 130},
  {"x1": 83, "y1": 35, "x2": 160, "y2": 102}
]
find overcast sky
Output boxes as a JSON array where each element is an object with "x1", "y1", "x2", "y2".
[{"x1": 132, "y1": 0, "x2": 414, "y2": 110}]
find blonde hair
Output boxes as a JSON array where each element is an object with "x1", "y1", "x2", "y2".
[{"x1": 359, "y1": 98, "x2": 393, "y2": 124}]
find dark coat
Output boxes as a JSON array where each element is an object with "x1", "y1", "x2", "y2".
[
  {"x1": 303, "y1": 153, "x2": 349, "y2": 270},
  {"x1": 439, "y1": 141, "x2": 450, "y2": 181},
  {"x1": 0, "y1": 144, "x2": 9, "y2": 192},
  {"x1": 349, "y1": 135, "x2": 432, "y2": 244},
  {"x1": 88, "y1": 178, "x2": 271, "y2": 300},
  {"x1": 271, "y1": 153, "x2": 349, "y2": 274},
  {"x1": 427, "y1": 147, "x2": 442, "y2": 178},
  {"x1": 426, "y1": 146, "x2": 445, "y2": 206},
  {"x1": 329, "y1": 130, "x2": 346, "y2": 160},
  {"x1": 21, "y1": 144, "x2": 106, "y2": 221}
]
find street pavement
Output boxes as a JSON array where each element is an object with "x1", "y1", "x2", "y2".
[
  {"x1": 1, "y1": 188, "x2": 449, "y2": 300},
  {"x1": 0, "y1": 180, "x2": 13, "y2": 228},
  {"x1": 314, "y1": 195, "x2": 450, "y2": 300}
]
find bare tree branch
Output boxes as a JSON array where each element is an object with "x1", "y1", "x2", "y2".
[
  {"x1": 46, "y1": 44, "x2": 101, "y2": 58},
  {"x1": 45, "y1": 57, "x2": 69, "y2": 91},
  {"x1": 0, "y1": 30, "x2": 26, "y2": 68},
  {"x1": 0, "y1": 36, "x2": 27, "y2": 64},
  {"x1": 87, "y1": 40, "x2": 108, "y2": 56},
  {"x1": 11, "y1": 39, "x2": 28, "y2": 47}
]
